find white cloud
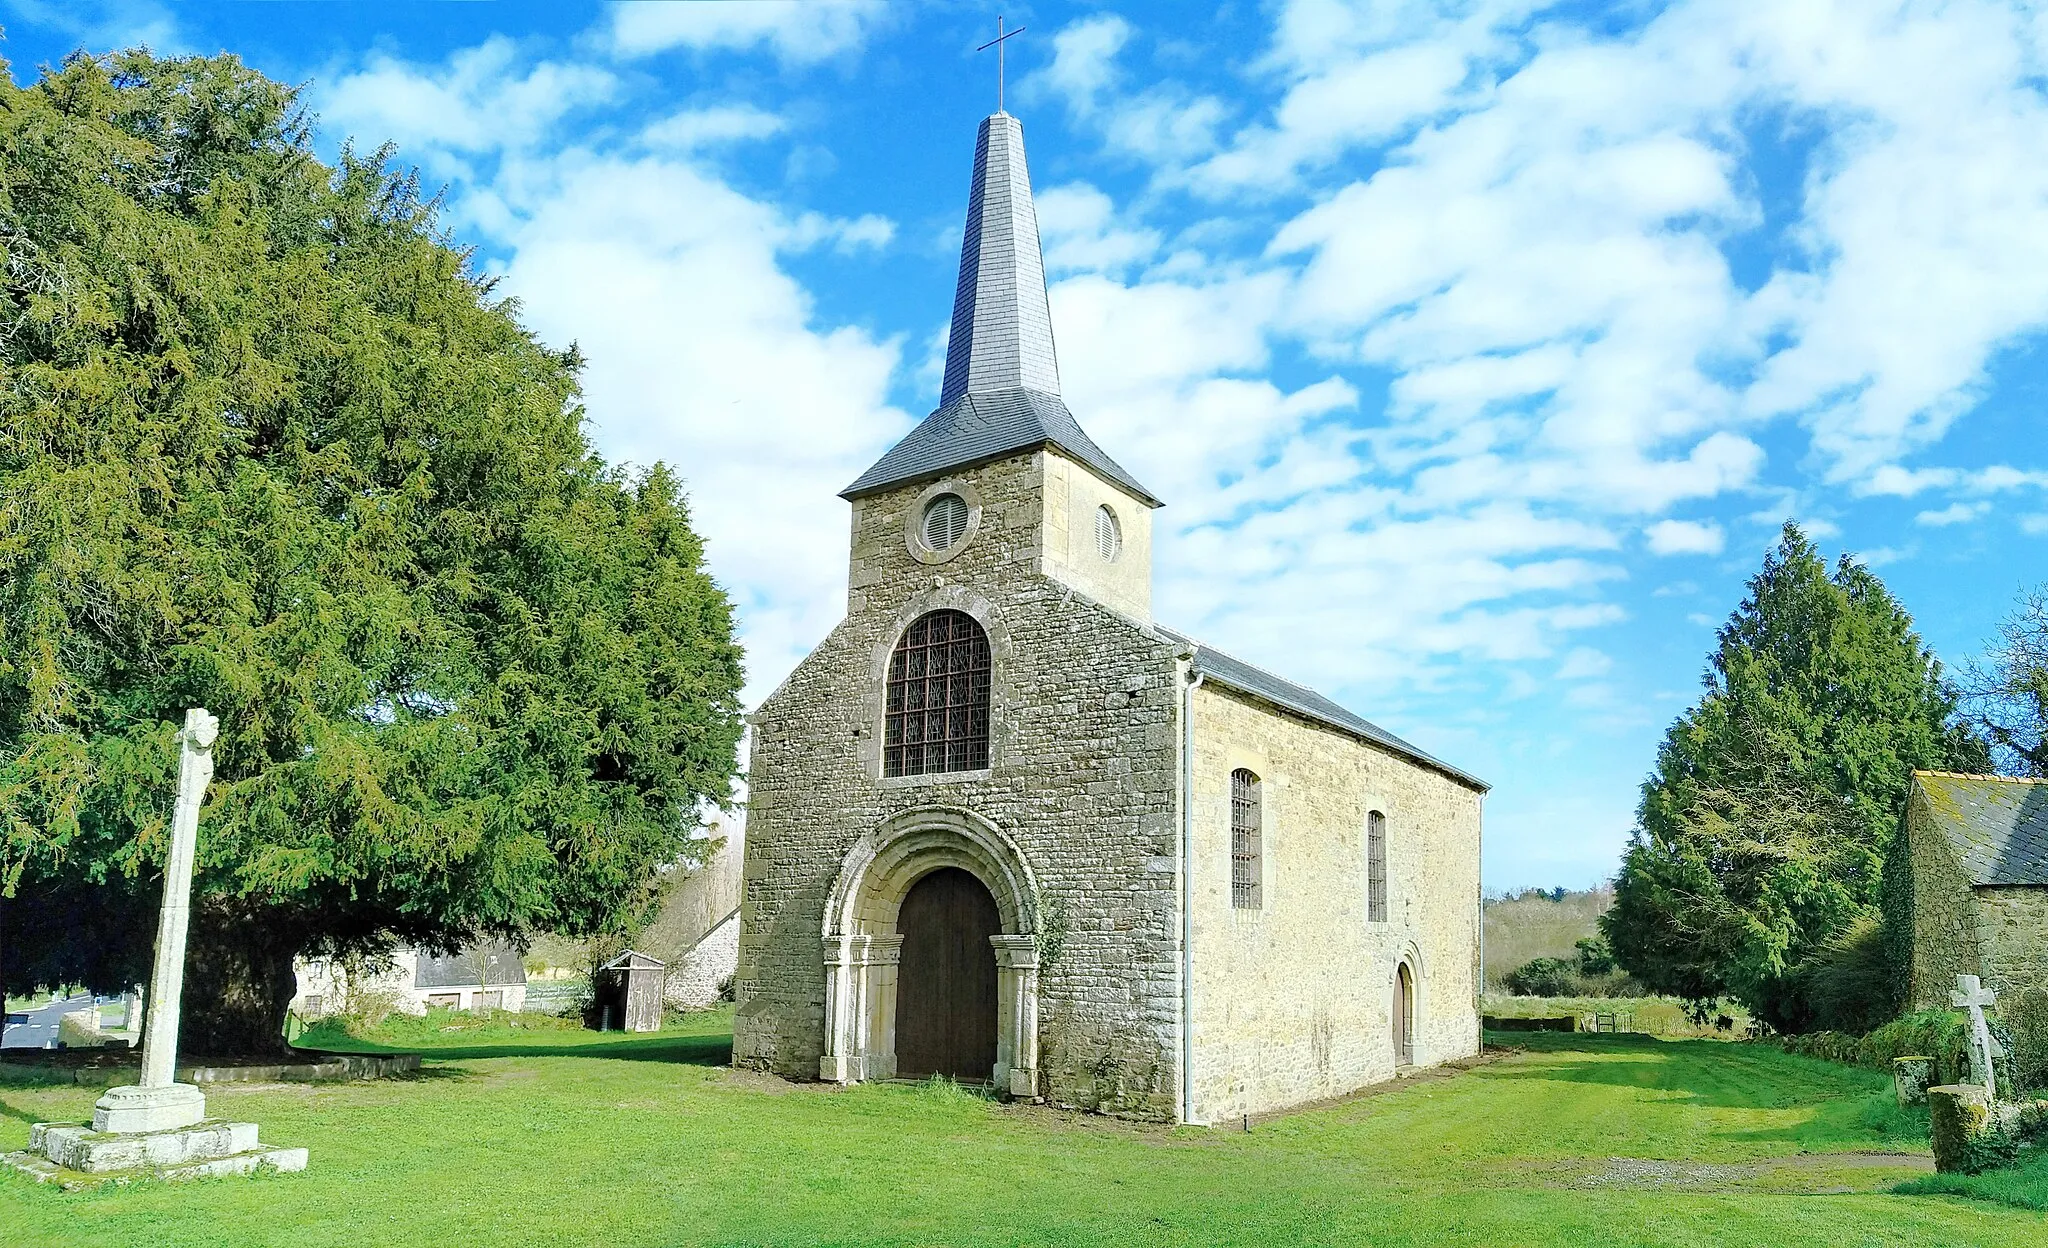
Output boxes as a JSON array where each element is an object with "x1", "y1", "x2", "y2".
[
  {"x1": 1034, "y1": 184, "x2": 1162, "y2": 275},
  {"x1": 2022, "y1": 514, "x2": 2048, "y2": 536},
  {"x1": 320, "y1": 37, "x2": 616, "y2": 158},
  {"x1": 496, "y1": 149, "x2": 909, "y2": 697},
  {"x1": 1027, "y1": 14, "x2": 1132, "y2": 117},
  {"x1": 1862, "y1": 464, "x2": 1958, "y2": 497},
  {"x1": 1644, "y1": 520, "x2": 1725, "y2": 557},
  {"x1": 642, "y1": 105, "x2": 787, "y2": 151},
  {"x1": 1556, "y1": 648, "x2": 1613, "y2": 680},
  {"x1": 1023, "y1": 15, "x2": 1228, "y2": 166},
  {"x1": 1915, "y1": 501, "x2": 1990, "y2": 527},
  {"x1": 608, "y1": 0, "x2": 887, "y2": 64},
  {"x1": 7, "y1": 0, "x2": 182, "y2": 54}
]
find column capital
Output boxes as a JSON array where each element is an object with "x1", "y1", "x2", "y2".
[{"x1": 990, "y1": 933, "x2": 1039, "y2": 968}]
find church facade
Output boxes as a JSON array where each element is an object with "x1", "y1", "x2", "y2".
[{"x1": 732, "y1": 110, "x2": 1486, "y2": 1123}]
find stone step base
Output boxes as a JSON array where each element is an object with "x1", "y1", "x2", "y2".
[
  {"x1": 3, "y1": 1144, "x2": 307, "y2": 1190},
  {"x1": 32, "y1": 1118, "x2": 257, "y2": 1172}
]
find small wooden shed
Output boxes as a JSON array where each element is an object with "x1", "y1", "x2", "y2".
[{"x1": 593, "y1": 950, "x2": 665, "y2": 1032}]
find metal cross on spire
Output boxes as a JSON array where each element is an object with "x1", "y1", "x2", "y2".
[{"x1": 976, "y1": 16, "x2": 1026, "y2": 114}]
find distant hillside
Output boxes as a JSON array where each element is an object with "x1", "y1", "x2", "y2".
[{"x1": 1483, "y1": 886, "x2": 1613, "y2": 989}]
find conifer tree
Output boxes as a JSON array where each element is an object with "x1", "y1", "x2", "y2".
[
  {"x1": 0, "y1": 52, "x2": 745, "y2": 1050},
  {"x1": 1603, "y1": 523, "x2": 1986, "y2": 1032}
]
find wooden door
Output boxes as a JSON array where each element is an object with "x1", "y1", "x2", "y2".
[
  {"x1": 1393, "y1": 964, "x2": 1413, "y2": 1066},
  {"x1": 895, "y1": 867, "x2": 1000, "y2": 1082}
]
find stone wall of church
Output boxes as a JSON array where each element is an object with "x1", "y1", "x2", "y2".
[
  {"x1": 1907, "y1": 793, "x2": 1983, "y2": 1009},
  {"x1": 1185, "y1": 683, "x2": 1483, "y2": 1122},
  {"x1": 1971, "y1": 888, "x2": 2048, "y2": 1002},
  {"x1": 733, "y1": 449, "x2": 1188, "y2": 1119}
]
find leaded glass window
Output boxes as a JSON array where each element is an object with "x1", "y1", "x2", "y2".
[{"x1": 884, "y1": 609, "x2": 991, "y2": 776}]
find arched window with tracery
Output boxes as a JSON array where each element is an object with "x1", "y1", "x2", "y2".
[
  {"x1": 1231, "y1": 769, "x2": 1262, "y2": 909},
  {"x1": 884, "y1": 609, "x2": 992, "y2": 776}
]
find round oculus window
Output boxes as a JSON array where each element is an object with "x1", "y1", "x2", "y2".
[
  {"x1": 1095, "y1": 504, "x2": 1122, "y2": 561},
  {"x1": 922, "y1": 493, "x2": 970, "y2": 552}
]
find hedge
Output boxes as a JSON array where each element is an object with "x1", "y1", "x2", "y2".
[{"x1": 1776, "y1": 1009, "x2": 1971, "y2": 1085}]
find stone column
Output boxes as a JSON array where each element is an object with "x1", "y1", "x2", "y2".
[
  {"x1": 991, "y1": 935, "x2": 1040, "y2": 1098},
  {"x1": 93, "y1": 708, "x2": 218, "y2": 1134},
  {"x1": 819, "y1": 934, "x2": 855, "y2": 1083},
  {"x1": 860, "y1": 935, "x2": 903, "y2": 1082}
]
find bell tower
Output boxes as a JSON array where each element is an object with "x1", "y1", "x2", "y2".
[{"x1": 839, "y1": 111, "x2": 1160, "y2": 624}]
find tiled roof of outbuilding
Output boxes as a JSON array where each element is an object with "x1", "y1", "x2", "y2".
[
  {"x1": 1912, "y1": 771, "x2": 2048, "y2": 886},
  {"x1": 1160, "y1": 628, "x2": 1489, "y2": 792}
]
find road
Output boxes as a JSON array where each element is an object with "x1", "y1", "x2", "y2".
[{"x1": 1, "y1": 993, "x2": 99, "y2": 1049}]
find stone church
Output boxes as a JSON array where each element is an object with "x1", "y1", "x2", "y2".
[
  {"x1": 1904, "y1": 770, "x2": 2048, "y2": 1009},
  {"x1": 733, "y1": 109, "x2": 1487, "y2": 1123}
]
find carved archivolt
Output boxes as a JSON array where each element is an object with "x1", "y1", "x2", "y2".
[{"x1": 818, "y1": 806, "x2": 1042, "y2": 1097}]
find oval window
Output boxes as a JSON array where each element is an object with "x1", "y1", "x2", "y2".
[
  {"x1": 922, "y1": 493, "x2": 970, "y2": 552},
  {"x1": 1095, "y1": 504, "x2": 1122, "y2": 562}
]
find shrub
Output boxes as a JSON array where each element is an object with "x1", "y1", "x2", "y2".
[
  {"x1": 1777, "y1": 1008, "x2": 1970, "y2": 1085},
  {"x1": 1502, "y1": 957, "x2": 1578, "y2": 996},
  {"x1": 1789, "y1": 914, "x2": 1896, "y2": 1035}
]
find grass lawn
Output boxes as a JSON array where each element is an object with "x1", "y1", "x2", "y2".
[{"x1": 3, "y1": 1012, "x2": 2043, "y2": 1247}]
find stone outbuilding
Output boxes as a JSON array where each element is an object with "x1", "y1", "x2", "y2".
[
  {"x1": 732, "y1": 108, "x2": 1487, "y2": 1124},
  {"x1": 1905, "y1": 771, "x2": 2048, "y2": 1008}
]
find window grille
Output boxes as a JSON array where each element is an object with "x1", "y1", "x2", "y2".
[
  {"x1": 1367, "y1": 809, "x2": 1388, "y2": 923},
  {"x1": 1095, "y1": 504, "x2": 1122, "y2": 561},
  {"x1": 884, "y1": 609, "x2": 991, "y2": 776},
  {"x1": 922, "y1": 493, "x2": 970, "y2": 551},
  {"x1": 1231, "y1": 768, "x2": 1262, "y2": 909}
]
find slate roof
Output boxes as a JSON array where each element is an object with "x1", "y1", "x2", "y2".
[
  {"x1": 842, "y1": 111, "x2": 1159, "y2": 507},
  {"x1": 941, "y1": 113, "x2": 1060, "y2": 406},
  {"x1": 1913, "y1": 771, "x2": 2048, "y2": 886},
  {"x1": 1159, "y1": 627, "x2": 1489, "y2": 792},
  {"x1": 841, "y1": 388, "x2": 1159, "y2": 505}
]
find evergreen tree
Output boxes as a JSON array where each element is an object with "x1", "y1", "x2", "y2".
[
  {"x1": 0, "y1": 52, "x2": 745, "y2": 1050},
  {"x1": 1603, "y1": 523, "x2": 1985, "y2": 1032}
]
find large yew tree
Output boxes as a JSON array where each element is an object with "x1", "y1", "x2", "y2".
[
  {"x1": 0, "y1": 52, "x2": 745, "y2": 1051},
  {"x1": 1603, "y1": 524, "x2": 1986, "y2": 1033}
]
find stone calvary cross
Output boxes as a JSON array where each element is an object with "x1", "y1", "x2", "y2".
[
  {"x1": 1951, "y1": 973, "x2": 2001, "y2": 1101},
  {"x1": 93, "y1": 708, "x2": 218, "y2": 1133},
  {"x1": 6, "y1": 708, "x2": 310, "y2": 1181}
]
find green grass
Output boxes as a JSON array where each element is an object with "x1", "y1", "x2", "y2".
[
  {"x1": 2, "y1": 1011, "x2": 2042, "y2": 1246},
  {"x1": 1899, "y1": 1152, "x2": 2048, "y2": 1210}
]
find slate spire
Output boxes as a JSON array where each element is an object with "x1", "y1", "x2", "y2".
[
  {"x1": 841, "y1": 113, "x2": 1158, "y2": 507},
  {"x1": 940, "y1": 112, "x2": 1061, "y2": 405}
]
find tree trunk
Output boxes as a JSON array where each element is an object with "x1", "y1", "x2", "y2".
[{"x1": 178, "y1": 901, "x2": 300, "y2": 1057}]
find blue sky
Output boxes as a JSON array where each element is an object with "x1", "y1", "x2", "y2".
[{"x1": 7, "y1": 1, "x2": 2047, "y2": 890}]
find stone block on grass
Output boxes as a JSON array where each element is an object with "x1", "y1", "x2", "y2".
[{"x1": 1894, "y1": 1056, "x2": 1932, "y2": 1106}]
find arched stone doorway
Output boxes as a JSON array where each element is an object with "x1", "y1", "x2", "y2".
[
  {"x1": 895, "y1": 867, "x2": 1000, "y2": 1080},
  {"x1": 819, "y1": 807, "x2": 1040, "y2": 1095},
  {"x1": 1393, "y1": 962, "x2": 1415, "y2": 1067}
]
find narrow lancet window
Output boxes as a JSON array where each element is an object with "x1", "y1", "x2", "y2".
[
  {"x1": 884, "y1": 610, "x2": 992, "y2": 777},
  {"x1": 1367, "y1": 810, "x2": 1388, "y2": 923},
  {"x1": 1231, "y1": 769, "x2": 1262, "y2": 909}
]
